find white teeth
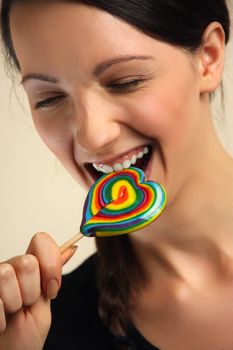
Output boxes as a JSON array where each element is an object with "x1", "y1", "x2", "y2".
[
  {"x1": 93, "y1": 146, "x2": 150, "y2": 174},
  {"x1": 131, "y1": 154, "x2": 137, "y2": 165},
  {"x1": 137, "y1": 151, "x2": 144, "y2": 159},
  {"x1": 123, "y1": 160, "x2": 131, "y2": 169},
  {"x1": 113, "y1": 163, "x2": 123, "y2": 171},
  {"x1": 93, "y1": 163, "x2": 101, "y2": 172},
  {"x1": 102, "y1": 165, "x2": 113, "y2": 173}
]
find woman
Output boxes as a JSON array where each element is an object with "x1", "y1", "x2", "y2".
[{"x1": 0, "y1": 1, "x2": 232, "y2": 349}]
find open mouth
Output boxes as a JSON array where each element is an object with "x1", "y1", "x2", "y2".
[{"x1": 84, "y1": 145, "x2": 153, "y2": 182}]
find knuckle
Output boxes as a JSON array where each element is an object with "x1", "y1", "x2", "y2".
[
  {"x1": 17, "y1": 254, "x2": 39, "y2": 274},
  {"x1": 6, "y1": 300, "x2": 22, "y2": 314},
  {"x1": 0, "y1": 263, "x2": 15, "y2": 282},
  {"x1": 29, "y1": 232, "x2": 53, "y2": 254},
  {"x1": 33, "y1": 231, "x2": 50, "y2": 242}
]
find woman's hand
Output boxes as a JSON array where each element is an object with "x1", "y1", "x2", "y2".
[{"x1": 0, "y1": 232, "x2": 76, "y2": 350}]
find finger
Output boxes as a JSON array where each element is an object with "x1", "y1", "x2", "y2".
[
  {"x1": 0, "y1": 298, "x2": 6, "y2": 333},
  {"x1": 0, "y1": 263, "x2": 22, "y2": 313},
  {"x1": 29, "y1": 294, "x2": 52, "y2": 337},
  {"x1": 26, "y1": 232, "x2": 62, "y2": 299},
  {"x1": 8, "y1": 254, "x2": 41, "y2": 306}
]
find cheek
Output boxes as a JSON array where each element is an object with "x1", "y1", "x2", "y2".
[
  {"x1": 32, "y1": 112, "x2": 75, "y2": 160},
  {"x1": 126, "y1": 76, "x2": 199, "y2": 148},
  {"x1": 32, "y1": 113, "x2": 91, "y2": 187},
  {"x1": 127, "y1": 94, "x2": 191, "y2": 143}
]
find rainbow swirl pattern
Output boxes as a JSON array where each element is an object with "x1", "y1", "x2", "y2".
[{"x1": 80, "y1": 167, "x2": 166, "y2": 237}]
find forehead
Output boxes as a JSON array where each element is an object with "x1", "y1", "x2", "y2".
[
  {"x1": 10, "y1": 3, "x2": 155, "y2": 70},
  {"x1": 9, "y1": 1, "x2": 195, "y2": 83}
]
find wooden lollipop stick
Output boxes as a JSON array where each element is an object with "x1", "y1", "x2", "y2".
[{"x1": 60, "y1": 232, "x2": 84, "y2": 254}]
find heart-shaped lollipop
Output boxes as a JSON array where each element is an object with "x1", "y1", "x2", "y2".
[
  {"x1": 80, "y1": 167, "x2": 166, "y2": 237},
  {"x1": 60, "y1": 167, "x2": 166, "y2": 252}
]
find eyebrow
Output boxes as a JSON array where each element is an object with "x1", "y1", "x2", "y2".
[
  {"x1": 93, "y1": 55, "x2": 153, "y2": 76},
  {"x1": 21, "y1": 55, "x2": 153, "y2": 85},
  {"x1": 21, "y1": 73, "x2": 59, "y2": 85}
]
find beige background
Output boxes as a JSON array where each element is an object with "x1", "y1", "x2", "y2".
[
  {"x1": 0, "y1": 66, "x2": 96, "y2": 273},
  {"x1": 0, "y1": 5, "x2": 233, "y2": 273}
]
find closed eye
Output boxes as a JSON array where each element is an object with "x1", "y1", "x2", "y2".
[
  {"x1": 106, "y1": 78, "x2": 147, "y2": 93},
  {"x1": 34, "y1": 95, "x2": 66, "y2": 110}
]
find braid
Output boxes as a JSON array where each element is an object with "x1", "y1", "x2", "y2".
[{"x1": 95, "y1": 235, "x2": 140, "y2": 346}]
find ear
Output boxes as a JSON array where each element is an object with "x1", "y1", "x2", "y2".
[{"x1": 198, "y1": 22, "x2": 225, "y2": 93}]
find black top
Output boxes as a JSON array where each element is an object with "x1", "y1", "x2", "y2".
[{"x1": 44, "y1": 254, "x2": 160, "y2": 350}]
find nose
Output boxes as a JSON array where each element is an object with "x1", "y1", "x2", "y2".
[{"x1": 74, "y1": 92, "x2": 121, "y2": 153}]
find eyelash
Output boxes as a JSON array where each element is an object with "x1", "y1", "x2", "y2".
[
  {"x1": 34, "y1": 78, "x2": 146, "y2": 110},
  {"x1": 34, "y1": 95, "x2": 65, "y2": 110},
  {"x1": 106, "y1": 78, "x2": 146, "y2": 92}
]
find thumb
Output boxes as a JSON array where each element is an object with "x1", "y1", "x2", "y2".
[
  {"x1": 26, "y1": 232, "x2": 62, "y2": 299},
  {"x1": 26, "y1": 233, "x2": 78, "y2": 300}
]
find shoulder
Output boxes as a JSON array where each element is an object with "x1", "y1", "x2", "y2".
[{"x1": 44, "y1": 254, "x2": 115, "y2": 350}]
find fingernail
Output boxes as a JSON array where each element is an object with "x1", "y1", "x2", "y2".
[
  {"x1": 68, "y1": 245, "x2": 78, "y2": 257},
  {"x1": 61, "y1": 245, "x2": 78, "y2": 266},
  {"x1": 47, "y1": 279, "x2": 59, "y2": 299}
]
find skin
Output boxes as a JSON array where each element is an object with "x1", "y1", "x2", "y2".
[{"x1": 1, "y1": 1, "x2": 233, "y2": 349}]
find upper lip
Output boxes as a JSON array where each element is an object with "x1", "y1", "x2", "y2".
[{"x1": 89, "y1": 144, "x2": 150, "y2": 167}]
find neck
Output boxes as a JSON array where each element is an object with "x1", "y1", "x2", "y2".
[{"x1": 131, "y1": 112, "x2": 233, "y2": 283}]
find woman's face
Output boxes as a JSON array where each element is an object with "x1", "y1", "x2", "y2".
[{"x1": 10, "y1": 1, "x2": 206, "y2": 204}]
